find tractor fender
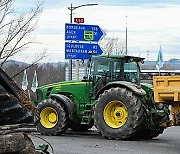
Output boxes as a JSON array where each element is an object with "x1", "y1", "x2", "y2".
[
  {"x1": 96, "y1": 81, "x2": 146, "y2": 99},
  {"x1": 50, "y1": 94, "x2": 75, "y2": 120}
]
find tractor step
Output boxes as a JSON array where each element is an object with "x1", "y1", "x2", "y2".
[{"x1": 81, "y1": 112, "x2": 92, "y2": 124}]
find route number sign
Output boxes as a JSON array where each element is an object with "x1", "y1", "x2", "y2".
[{"x1": 74, "y1": 18, "x2": 84, "y2": 24}]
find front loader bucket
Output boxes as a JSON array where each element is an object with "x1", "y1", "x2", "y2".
[{"x1": 0, "y1": 67, "x2": 37, "y2": 125}]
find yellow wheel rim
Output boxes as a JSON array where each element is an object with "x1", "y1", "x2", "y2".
[
  {"x1": 103, "y1": 100, "x2": 128, "y2": 128},
  {"x1": 40, "y1": 107, "x2": 58, "y2": 128}
]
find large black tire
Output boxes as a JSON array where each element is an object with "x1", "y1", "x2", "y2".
[
  {"x1": 140, "y1": 104, "x2": 170, "y2": 139},
  {"x1": 69, "y1": 120, "x2": 94, "y2": 131},
  {"x1": 94, "y1": 87, "x2": 145, "y2": 140},
  {"x1": 37, "y1": 98, "x2": 69, "y2": 136},
  {"x1": 0, "y1": 86, "x2": 34, "y2": 125}
]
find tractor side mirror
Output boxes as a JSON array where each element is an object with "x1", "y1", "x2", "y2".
[
  {"x1": 88, "y1": 50, "x2": 92, "y2": 67},
  {"x1": 83, "y1": 76, "x2": 88, "y2": 80}
]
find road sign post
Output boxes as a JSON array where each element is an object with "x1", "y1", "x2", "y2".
[{"x1": 67, "y1": 4, "x2": 98, "y2": 81}]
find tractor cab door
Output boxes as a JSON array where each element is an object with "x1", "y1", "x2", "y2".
[{"x1": 88, "y1": 56, "x2": 123, "y2": 95}]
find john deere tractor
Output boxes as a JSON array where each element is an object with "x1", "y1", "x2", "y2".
[{"x1": 36, "y1": 55, "x2": 169, "y2": 140}]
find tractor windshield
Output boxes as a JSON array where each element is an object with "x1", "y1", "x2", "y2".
[{"x1": 89, "y1": 56, "x2": 140, "y2": 84}]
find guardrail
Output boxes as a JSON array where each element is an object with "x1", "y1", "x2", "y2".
[{"x1": 140, "y1": 70, "x2": 180, "y2": 82}]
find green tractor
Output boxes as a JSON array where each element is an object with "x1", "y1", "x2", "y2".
[{"x1": 36, "y1": 55, "x2": 169, "y2": 140}]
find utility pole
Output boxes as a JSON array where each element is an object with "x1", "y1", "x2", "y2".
[
  {"x1": 147, "y1": 50, "x2": 149, "y2": 61},
  {"x1": 67, "y1": 4, "x2": 73, "y2": 80}
]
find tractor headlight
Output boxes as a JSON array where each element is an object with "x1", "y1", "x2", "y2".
[{"x1": 131, "y1": 78, "x2": 136, "y2": 83}]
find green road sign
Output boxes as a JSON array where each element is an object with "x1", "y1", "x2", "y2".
[{"x1": 84, "y1": 31, "x2": 94, "y2": 41}]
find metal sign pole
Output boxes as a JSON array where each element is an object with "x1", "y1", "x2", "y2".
[
  {"x1": 125, "y1": 16, "x2": 128, "y2": 55},
  {"x1": 67, "y1": 4, "x2": 98, "y2": 81},
  {"x1": 68, "y1": 4, "x2": 73, "y2": 80}
]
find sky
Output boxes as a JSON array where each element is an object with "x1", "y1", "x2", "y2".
[{"x1": 13, "y1": 0, "x2": 180, "y2": 63}]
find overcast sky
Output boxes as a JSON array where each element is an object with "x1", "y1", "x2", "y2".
[{"x1": 13, "y1": 0, "x2": 180, "y2": 63}]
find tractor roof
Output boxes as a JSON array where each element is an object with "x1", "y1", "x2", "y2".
[{"x1": 93, "y1": 55, "x2": 145, "y2": 62}]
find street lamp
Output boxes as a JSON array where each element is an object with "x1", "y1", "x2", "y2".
[
  {"x1": 67, "y1": 3, "x2": 98, "y2": 80},
  {"x1": 67, "y1": 3, "x2": 98, "y2": 23}
]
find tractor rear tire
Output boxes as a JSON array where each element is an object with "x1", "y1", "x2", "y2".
[
  {"x1": 69, "y1": 120, "x2": 94, "y2": 131},
  {"x1": 37, "y1": 98, "x2": 69, "y2": 135},
  {"x1": 94, "y1": 87, "x2": 145, "y2": 140}
]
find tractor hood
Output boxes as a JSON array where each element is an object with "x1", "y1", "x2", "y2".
[
  {"x1": 38, "y1": 80, "x2": 82, "y2": 90},
  {"x1": 36, "y1": 80, "x2": 87, "y2": 103}
]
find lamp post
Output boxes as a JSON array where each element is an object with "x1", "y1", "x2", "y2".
[
  {"x1": 67, "y1": 3, "x2": 98, "y2": 80},
  {"x1": 125, "y1": 16, "x2": 128, "y2": 55}
]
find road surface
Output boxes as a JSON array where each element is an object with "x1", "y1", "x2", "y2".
[{"x1": 31, "y1": 126, "x2": 180, "y2": 154}]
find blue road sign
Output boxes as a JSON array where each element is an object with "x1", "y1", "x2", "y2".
[
  {"x1": 65, "y1": 23, "x2": 105, "y2": 42},
  {"x1": 65, "y1": 42, "x2": 103, "y2": 59}
]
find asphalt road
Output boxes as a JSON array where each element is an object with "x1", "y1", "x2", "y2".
[{"x1": 31, "y1": 127, "x2": 180, "y2": 154}]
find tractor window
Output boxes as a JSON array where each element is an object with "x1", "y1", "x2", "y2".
[
  {"x1": 90, "y1": 57, "x2": 110, "y2": 76},
  {"x1": 124, "y1": 62, "x2": 139, "y2": 83},
  {"x1": 97, "y1": 62, "x2": 110, "y2": 75},
  {"x1": 89, "y1": 57, "x2": 123, "y2": 82}
]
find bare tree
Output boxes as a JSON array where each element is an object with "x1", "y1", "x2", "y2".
[
  {"x1": 0, "y1": 0, "x2": 43, "y2": 66},
  {"x1": 11, "y1": 50, "x2": 47, "y2": 79},
  {"x1": 99, "y1": 32, "x2": 126, "y2": 55}
]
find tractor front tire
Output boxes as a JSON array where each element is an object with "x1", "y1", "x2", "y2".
[
  {"x1": 37, "y1": 98, "x2": 69, "y2": 136},
  {"x1": 94, "y1": 87, "x2": 145, "y2": 140}
]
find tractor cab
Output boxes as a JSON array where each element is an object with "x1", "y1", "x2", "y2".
[{"x1": 88, "y1": 55, "x2": 144, "y2": 94}]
